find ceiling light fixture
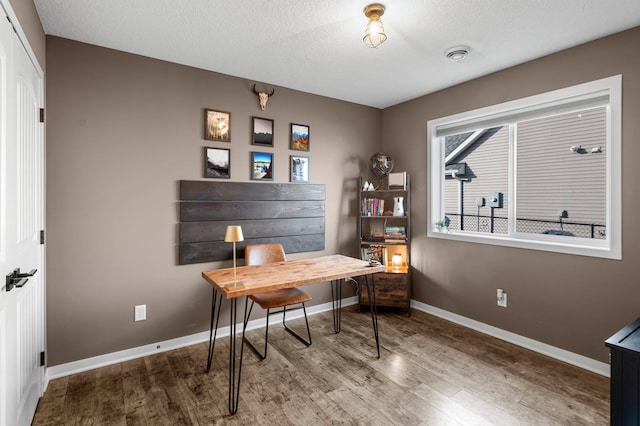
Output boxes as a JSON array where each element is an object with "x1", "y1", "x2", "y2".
[
  {"x1": 363, "y1": 4, "x2": 387, "y2": 48},
  {"x1": 444, "y1": 46, "x2": 471, "y2": 61}
]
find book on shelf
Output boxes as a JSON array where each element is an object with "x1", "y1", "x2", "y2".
[
  {"x1": 385, "y1": 226, "x2": 405, "y2": 234},
  {"x1": 384, "y1": 234, "x2": 406, "y2": 239},
  {"x1": 384, "y1": 225, "x2": 406, "y2": 241},
  {"x1": 361, "y1": 197, "x2": 385, "y2": 216}
]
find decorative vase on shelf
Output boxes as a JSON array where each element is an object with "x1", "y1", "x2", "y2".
[{"x1": 393, "y1": 197, "x2": 404, "y2": 216}]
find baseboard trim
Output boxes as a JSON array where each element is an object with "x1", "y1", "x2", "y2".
[
  {"x1": 45, "y1": 296, "x2": 358, "y2": 385},
  {"x1": 411, "y1": 300, "x2": 610, "y2": 377},
  {"x1": 45, "y1": 296, "x2": 609, "y2": 389}
]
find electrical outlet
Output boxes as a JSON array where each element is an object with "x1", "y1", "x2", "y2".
[
  {"x1": 134, "y1": 304, "x2": 146, "y2": 321},
  {"x1": 497, "y1": 289, "x2": 507, "y2": 308},
  {"x1": 499, "y1": 293, "x2": 507, "y2": 307}
]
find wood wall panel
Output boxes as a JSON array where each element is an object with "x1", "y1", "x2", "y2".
[
  {"x1": 178, "y1": 181, "x2": 326, "y2": 264},
  {"x1": 180, "y1": 180, "x2": 325, "y2": 201},
  {"x1": 179, "y1": 217, "x2": 325, "y2": 244},
  {"x1": 179, "y1": 200, "x2": 324, "y2": 222},
  {"x1": 179, "y1": 235, "x2": 325, "y2": 265}
]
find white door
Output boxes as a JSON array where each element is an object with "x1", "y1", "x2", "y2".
[{"x1": 0, "y1": 6, "x2": 45, "y2": 426}]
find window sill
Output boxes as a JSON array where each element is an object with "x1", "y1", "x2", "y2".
[{"x1": 427, "y1": 229, "x2": 620, "y2": 260}]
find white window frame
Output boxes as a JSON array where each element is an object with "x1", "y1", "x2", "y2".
[{"x1": 427, "y1": 75, "x2": 622, "y2": 259}]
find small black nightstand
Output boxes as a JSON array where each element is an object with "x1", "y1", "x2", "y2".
[{"x1": 605, "y1": 317, "x2": 640, "y2": 425}]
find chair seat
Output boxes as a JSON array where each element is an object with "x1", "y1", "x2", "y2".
[
  {"x1": 243, "y1": 243, "x2": 313, "y2": 359},
  {"x1": 249, "y1": 288, "x2": 312, "y2": 310}
]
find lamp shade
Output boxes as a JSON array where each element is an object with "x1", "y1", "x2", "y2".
[{"x1": 224, "y1": 225, "x2": 244, "y2": 242}]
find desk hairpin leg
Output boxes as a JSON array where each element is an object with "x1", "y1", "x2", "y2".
[
  {"x1": 206, "y1": 288, "x2": 223, "y2": 373},
  {"x1": 227, "y1": 296, "x2": 249, "y2": 415},
  {"x1": 205, "y1": 289, "x2": 248, "y2": 415},
  {"x1": 331, "y1": 279, "x2": 343, "y2": 333},
  {"x1": 363, "y1": 273, "x2": 380, "y2": 359}
]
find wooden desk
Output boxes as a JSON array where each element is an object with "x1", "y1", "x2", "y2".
[{"x1": 202, "y1": 254, "x2": 385, "y2": 414}]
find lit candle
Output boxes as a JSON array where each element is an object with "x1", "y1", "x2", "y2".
[{"x1": 392, "y1": 253, "x2": 402, "y2": 269}]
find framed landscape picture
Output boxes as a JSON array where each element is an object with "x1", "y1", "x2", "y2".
[
  {"x1": 290, "y1": 123, "x2": 309, "y2": 151},
  {"x1": 251, "y1": 151, "x2": 273, "y2": 180},
  {"x1": 290, "y1": 155, "x2": 309, "y2": 182},
  {"x1": 252, "y1": 117, "x2": 274, "y2": 147},
  {"x1": 205, "y1": 109, "x2": 231, "y2": 142},
  {"x1": 204, "y1": 147, "x2": 230, "y2": 179}
]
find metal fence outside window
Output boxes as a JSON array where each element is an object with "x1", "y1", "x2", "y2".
[{"x1": 444, "y1": 213, "x2": 605, "y2": 239}]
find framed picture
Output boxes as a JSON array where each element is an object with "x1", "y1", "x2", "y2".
[
  {"x1": 251, "y1": 151, "x2": 273, "y2": 180},
  {"x1": 290, "y1": 155, "x2": 309, "y2": 182},
  {"x1": 252, "y1": 117, "x2": 274, "y2": 147},
  {"x1": 204, "y1": 147, "x2": 230, "y2": 179},
  {"x1": 290, "y1": 123, "x2": 309, "y2": 151},
  {"x1": 205, "y1": 109, "x2": 231, "y2": 142}
]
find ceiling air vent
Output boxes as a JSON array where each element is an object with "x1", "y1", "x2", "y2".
[{"x1": 444, "y1": 46, "x2": 471, "y2": 61}]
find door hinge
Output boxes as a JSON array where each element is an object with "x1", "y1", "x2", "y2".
[
  {"x1": 40, "y1": 230, "x2": 45, "y2": 245},
  {"x1": 39, "y1": 108, "x2": 45, "y2": 123},
  {"x1": 40, "y1": 351, "x2": 45, "y2": 367}
]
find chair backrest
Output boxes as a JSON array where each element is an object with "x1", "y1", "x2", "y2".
[{"x1": 245, "y1": 243, "x2": 287, "y2": 266}]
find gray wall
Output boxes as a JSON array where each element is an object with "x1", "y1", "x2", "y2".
[
  {"x1": 45, "y1": 36, "x2": 381, "y2": 366},
  {"x1": 382, "y1": 26, "x2": 640, "y2": 362}
]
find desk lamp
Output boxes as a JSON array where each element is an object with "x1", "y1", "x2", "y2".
[{"x1": 224, "y1": 225, "x2": 244, "y2": 289}]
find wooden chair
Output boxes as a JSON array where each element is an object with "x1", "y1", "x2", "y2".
[{"x1": 243, "y1": 243, "x2": 312, "y2": 359}]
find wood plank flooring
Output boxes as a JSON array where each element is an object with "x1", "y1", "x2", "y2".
[{"x1": 32, "y1": 307, "x2": 609, "y2": 425}]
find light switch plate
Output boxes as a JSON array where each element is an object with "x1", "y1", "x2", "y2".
[{"x1": 134, "y1": 304, "x2": 146, "y2": 321}]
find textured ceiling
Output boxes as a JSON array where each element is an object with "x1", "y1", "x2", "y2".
[{"x1": 34, "y1": 0, "x2": 640, "y2": 108}]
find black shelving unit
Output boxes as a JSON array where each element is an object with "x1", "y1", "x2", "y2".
[{"x1": 357, "y1": 175, "x2": 411, "y2": 313}]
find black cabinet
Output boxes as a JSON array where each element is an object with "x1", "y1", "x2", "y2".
[{"x1": 605, "y1": 317, "x2": 640, "y2": 425}]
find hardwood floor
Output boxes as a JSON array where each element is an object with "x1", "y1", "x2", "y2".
[{"x1": 33, "y1": 307, "x2": 609, "y2": 425}]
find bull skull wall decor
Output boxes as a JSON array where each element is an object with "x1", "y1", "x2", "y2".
[{"x1": 252, "y1": 84, "x2": 275, "y2": 110}]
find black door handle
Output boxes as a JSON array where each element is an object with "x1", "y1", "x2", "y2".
[{"x1": 4, "y1": 268, "x2": 37, "y2": 292}]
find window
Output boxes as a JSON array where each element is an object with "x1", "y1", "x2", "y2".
[{"x1": 428, "y1": 75, "x2": 621, "y2": 259}]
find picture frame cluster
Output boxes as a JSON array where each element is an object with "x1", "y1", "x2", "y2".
[{"x1": 203, "y1": 107, "x2": 310, "y2": 182}]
